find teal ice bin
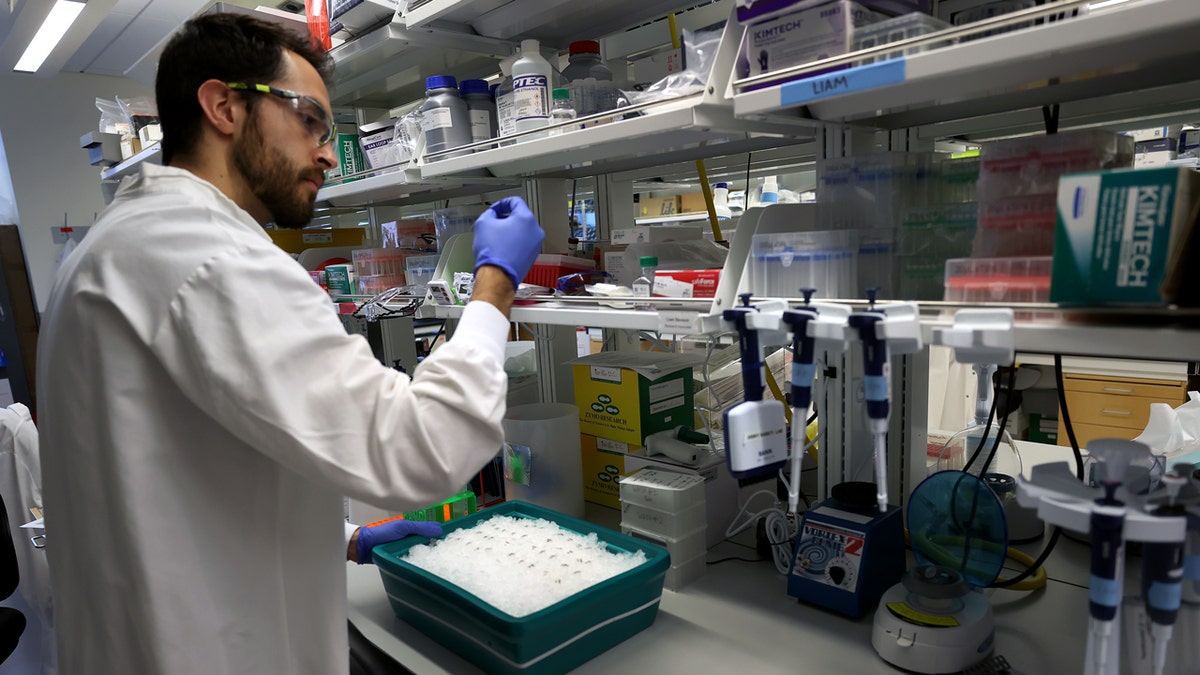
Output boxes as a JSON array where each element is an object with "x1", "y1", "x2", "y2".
[{"x1": 372, "y1": 500, "x2": 670, "y2": 675}]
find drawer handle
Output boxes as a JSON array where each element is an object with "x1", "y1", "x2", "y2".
[
  {"x1": 1100, "y1": 409, "x2": 1133, "y2": 416},
  {"x1": 1102, "y1": 387, "x2": 1134, "y2": 393}
]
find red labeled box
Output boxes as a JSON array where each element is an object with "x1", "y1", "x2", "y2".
[{"x1": 652, "y1": 269, "x2": 721, "y2": 299}]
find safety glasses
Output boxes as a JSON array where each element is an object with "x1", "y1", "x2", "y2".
[{"x1": 225, "y1": 82, "x2": 336, "y2": 146}]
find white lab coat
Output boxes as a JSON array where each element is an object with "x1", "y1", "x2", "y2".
[
  {"x1": 37, "y1": 164, "x2": 511, "y2": 674},
  {"x1": 0, "y1": 403, "x2": 54, "y2": 674}
]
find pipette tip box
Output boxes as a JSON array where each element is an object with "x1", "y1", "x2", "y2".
[{"x1": 373, "y1": 501, "x2": 669, "y2": 675}]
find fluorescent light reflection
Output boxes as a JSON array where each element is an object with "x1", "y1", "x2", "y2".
[{"x1": 13, "y1": 0, "x2": 86, "y2": 73}]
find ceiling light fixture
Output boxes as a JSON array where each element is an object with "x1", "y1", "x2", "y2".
[{"x1": 13, "y1": 0, "x2": 86, "y2": 73}]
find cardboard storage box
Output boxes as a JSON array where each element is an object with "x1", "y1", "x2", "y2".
[
  {"x1": 267, "y1": 227, "x2": 366, "y2": 254},
  {"x1": 1051, "y1": 167, "x2": 1200, "y2": 305},
  {"x1": 636, "y1": 196, "x2": 679, "y2": 218},
  {"x1": 571, "y1": 352, "x2": 697, "y2": 446}
]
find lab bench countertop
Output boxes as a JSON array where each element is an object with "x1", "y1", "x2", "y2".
[{"x1": 346, "y1": 510, "x2": 1096, "y2": 675}]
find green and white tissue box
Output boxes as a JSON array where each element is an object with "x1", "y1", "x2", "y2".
[{"x1": 1051, "y1": 167, "x2": 1200, "y2": 305}]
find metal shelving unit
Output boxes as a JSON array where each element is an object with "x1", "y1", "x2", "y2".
[
  {"x1": 99, "y1": 142, "x2": 162, "y2": 182},
  {"x1": 315, "y1": 167, "x2": 519, "y2": 208},
  {"x1": 731, "y1": 0, "x2": 1200, "y2": 137}
]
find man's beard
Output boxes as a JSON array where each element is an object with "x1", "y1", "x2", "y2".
[{"x1": 232, "y1": 114, "x2": 320, "y2": 229}]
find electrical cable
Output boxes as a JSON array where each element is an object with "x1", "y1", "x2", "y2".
[
  {"x1": 723, "y1": 489, "x2": 794, "y2": 574},
  {"x1": 991, "y1": 354, "x2": 1087, "y2": 590}
]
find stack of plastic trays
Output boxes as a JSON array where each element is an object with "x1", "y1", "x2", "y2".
[
  {"x1": 851, "y1": 12, "x2": 955, "y2": 67},
  {"x1": 404, "y1": 254, "x2": 440, "y2": 287},
  {"x1": 352, "y1": 247, "x2": 409, "y2": 296},
  {"x1": 973, "y1": 130, "x2": 1133, "y2": 257},
  {"x1": 817, "y1": 152, "x2": 935, "y2": 231},
  {"x1": 897, "y1": 204, "x2": 977, "y2": 301},
  {"x1": 935, "y1": 155, "x2": 981, "y2": 204},
  {"x1": 857, "y1": 229, "x2": 896, "y2": 299},
  {"x1": 619, "y1": 469, "x2": 707, "y2": 591},
  {"x1": 943, "y1": 256, "x2": 1055, "y2": 322},
  {"x1": 750, "y1": 230, "x2": 857, "y2": 300}
]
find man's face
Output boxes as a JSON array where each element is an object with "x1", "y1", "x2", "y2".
[{"x1": 232, "y1": 52, "x2": 336, "y2": 229}]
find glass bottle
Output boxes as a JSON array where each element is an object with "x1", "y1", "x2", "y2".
[
  {"x1": 548, "y1": 88, "x2": 577, "y2": 135},
  {"x1": 633, "y1": 255, "x2": 657, "y2": 309}
]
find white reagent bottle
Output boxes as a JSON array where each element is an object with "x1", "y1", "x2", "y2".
[{"x1": 512, "y1": 38, "x2": 553, "y2": 140}]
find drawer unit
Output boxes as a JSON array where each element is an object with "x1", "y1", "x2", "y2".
[{"x1": 1058, "y1": 374, "x2": 1187, "y2": 449}]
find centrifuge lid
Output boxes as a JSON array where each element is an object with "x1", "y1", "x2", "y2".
[{"x1": 907, "y1": 470, "x2": 1008, "y2": 588}]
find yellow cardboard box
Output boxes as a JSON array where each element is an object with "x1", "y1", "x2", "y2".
[
  {"x1": 571, "y1": 352, "x2": 696, "y2": 446},
  {"x1": 637, "y1": 196, "x2": 679, "y2": 217},
  {"x1": 677, "y1": 191, "x2": 710, "y2": 214},
  {"x1": 267, "y1": 227, "x2": 366, "y2": 254},
  {"x1": 580, "y1": 434, "x2": 646, "y2": 509}
]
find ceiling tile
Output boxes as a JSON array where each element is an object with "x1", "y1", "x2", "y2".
[
  {"x1": 86, "y1": 15, "x2": 178, "y2": 76},
  {"x1": 62, "y1": 14, "x2": 133, "y2": 73}
]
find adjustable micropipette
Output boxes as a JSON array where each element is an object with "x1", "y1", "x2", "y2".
[
  {"x1": 1088, "y1": 443, "x2": 1137, "y2": 674},
  {"x1": 722, "y1": 293, "x2": 788, "y2": 479},
  {"x1": 847, "y1": 289, "x2": 891, "y2": 513},
  {"x1": 1142, "y1": 470, "x2": 1187, "y2": 675},
  {"x1": 781, "y1": 289, "x2": 819, "y2": 516}
]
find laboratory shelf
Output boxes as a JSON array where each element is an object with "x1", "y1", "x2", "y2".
[
  {"x1": 422, "y1": 300, "x2": 712, "y2": 333},
  {"x1": 99, "y1": 142, "x2": 162, "y2": 181},
  {"x1": 420, "y1": 95, "x2": 816, "y2": 179},
  {"x1": 315, "y1": 167, "x2": 519, "y2": 208},
  {"x1": 732, "y1": 0, "x2": 1200, "y2": 134},
  {"x1": 400, "y1": 0, "x2": 696, "y2": 46},
  {"x1": 634, "y1": 212, "x2": 716, "y2": 225},
  {"x1": 326, "y1": 18, "x2": 514, "y2": 108}
]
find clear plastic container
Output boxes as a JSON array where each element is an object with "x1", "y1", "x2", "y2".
[
  {"x1": 357, "y1": 273, "x2": 407, "y2": 296},
  {"x1": 352, "y1": 248, "x2": 409, "y2": 278},
  {"x1": 621, "y1": 502, "x2": 706, "y2": 540},
  {"x1": 548, "y1": 88, "x2": 577, "y2": 136},
  {"x1": 817, "y1": 152, "x2": 936, "y2": 230},
  {"x1": 972, "y1": 194, "x2": 1057, "y2": 257},
  {"x1": 851, "y1": 12, "x2": 954, "y2": 66},
  {"x1": 897, "y1": 204, "x2": 976, "y2": 300},
  {"x1": 750, "y1": 230, "x2": 857, "y2": 299},
  {"x1": 620, "y1": 523, "x2": 706, "y2": 564},
  {"x1": 976, "y1": 130, "x2": 1134, "y2": 201},
  {"x1": 664, "y1": 551, "x2": 706, "y2": 591},
  {"x1": 523, "y1": 254, "x2": 596, "y2": 288},
  {"x1": 618, "y1": 468, "x2": 706, "y2": 512},
  {"x1": 857, "y1": 229, "x2": 895, "y2": 300},
  {"x1": 943, "y1": 256, "x2": 1054, "y2": 321},
  {"x1": 404, "y1": 254, "x2": 440, "y2": 287}
]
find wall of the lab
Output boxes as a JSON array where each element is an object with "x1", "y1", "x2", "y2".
[{"x1": 0, "y1": 71, "x2": 152, "y2": 312}]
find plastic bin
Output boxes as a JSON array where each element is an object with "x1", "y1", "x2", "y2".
[
  {"x1": 620, "y1": 522, "x2": 707, "y2": 564},
  {"x1": 851, "y1": 12, "x2": 954, "y2": 66},
  {"x1": 621, "y1": 502, "x2": 707, "y2": 540},
  {"x1": 665, "y1": 551, "x2": 707, "y2": 591},
  {"x1": 944, "y1": 256, "x2": 1054, "y2": 321},
  {"x1": 523, "y1": 254, "x2": 595, "y2": 288},
  {"x1": 618, "y1": 468, "x2": 706, "y2": 512},
  {"x1": 404, "y1": 254, "x2": 440, "y2": 287},
  {"x1": 750, "y1": 230, "x2": 857, "y2": 299},
  {"x1": 373, "y1": 501, "x2": 669, "y2": 675}
]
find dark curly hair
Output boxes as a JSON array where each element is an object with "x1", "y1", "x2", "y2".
[{"x1": 155, "y1": 13, "x2": 333, "y2": 164}]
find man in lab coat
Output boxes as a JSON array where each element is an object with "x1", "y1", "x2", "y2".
[{"x1": 36, "y1": 12, "x2": 544, "y2": 674}]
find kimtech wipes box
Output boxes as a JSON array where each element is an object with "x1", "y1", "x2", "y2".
[
  {"x1": 1051, "y1": 167, "x2": 1200, "y2": 305},
  {"x1": 571, "y1": 352, "x2": 697, "y2": 446}
]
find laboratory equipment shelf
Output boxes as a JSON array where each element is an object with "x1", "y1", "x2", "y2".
[
  {"x1": 401, "y1": 0, "x2": 696, "y2": 46},
  {"x1": 327, "y1": 18, "x2": 515, "y2": 108},
  {"x1": 315, "y1": 168, "x2": 519, "y2": 208},
  {"x1": 100, "y1": 143, "x2": 162, "y2": 181},
  {"x1": 421, "y1": 95, "x2": 817, "y2": 180},
  {"x1": 732, "y1": 0, "x2": 1200, "y2": 135}
]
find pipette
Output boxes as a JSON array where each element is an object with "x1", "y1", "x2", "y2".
[
  {"x1": 1088, "y1": 440, "x2": 1137, "y2": 674},
  {"x1": 847, "y1": 289, "x2": 891, "y2": 513},
  {"x1": 781, "y1": 289, "x2": 819, "y2": 516},
  {"x1": 1142, "y1": 470, "x2": 1187, "y2": 675},
  {"x1": 722, "y1": 293, "x2": 788, "y2": 479}
]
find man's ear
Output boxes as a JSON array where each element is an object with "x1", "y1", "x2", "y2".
[{"x1": 195, "y1": 79, "x2": 241, "y2": 139}]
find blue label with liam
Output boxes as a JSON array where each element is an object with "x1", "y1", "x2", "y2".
[{"x1": 780, "y1": 59, "x2": 906, "y2": 107}]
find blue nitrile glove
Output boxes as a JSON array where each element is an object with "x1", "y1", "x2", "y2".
[
  {"x1": 355, "y1": 519, "x2": 443, "y2": 565},
  {"x1": 473, "y1": 196, "x2": 545, "y2": 289}
]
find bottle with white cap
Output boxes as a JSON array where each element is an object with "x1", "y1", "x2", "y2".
[
  {"x1": 712, "y1": 183, "x2": 733, "y2": 220},
  {"x1": 495, "y1": 53, "x2": 519, "y2": 144},
  {"x1": 761, "y1": 175, "x2": 780, "y2": 205},
  {"x1": 512, "y1": 38, "x2": 553, "y2": 140}
]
